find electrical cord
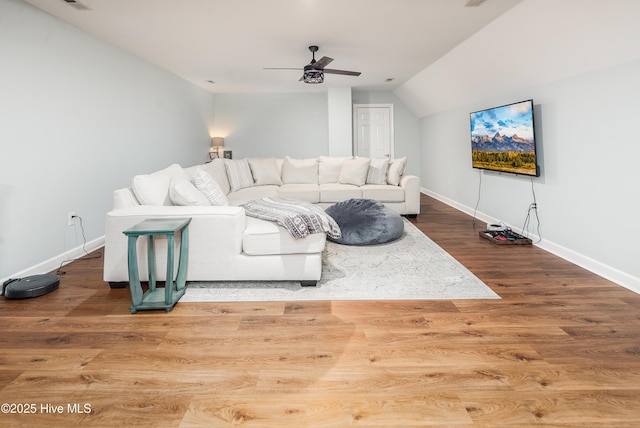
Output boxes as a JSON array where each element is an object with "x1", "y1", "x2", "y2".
[
  {"x1": 56, "y1": 215, "x2": 102, "y2": 275},
  {"x1": 472, "y1": 169, "x2": 482, "y2": 228},
  {"x1": 521, "y1": 177, "x2": 542, "y2": 244}
]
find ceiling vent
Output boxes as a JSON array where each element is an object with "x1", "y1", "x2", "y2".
[
  {"x1": 465, "y1": 0, "x2": 487, "y2": 6},
  {"x1": 61, "y1": 0, "x2": 91, "y2": 10}
]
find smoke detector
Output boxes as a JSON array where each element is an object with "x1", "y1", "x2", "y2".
[
  {"x1": 465, "y1": 0, "x2": 487, "y2": 6},
  {"x1": 61, "y1": 0, "x2": 91, "y2": 10}
]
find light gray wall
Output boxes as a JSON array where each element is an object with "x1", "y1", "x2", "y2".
[
  {"x1": 214, "y1": 90, "x2": 421, "y2": 177},
  {"x1": 420, "y1": 59, "x2": 640, "y2": 291},
  {"x1": 328, "y1": 87, "x2": 353, "y2": 157},
  {"x1": 396, "y1": 0, "x2": 640, "y2": 292},
  {"x1": 212, "y1": 93, "x2": 329, "y2": 159},
  {"x1": 0, "y1": 0, "x2": 215, "y2": 280},
  {"x1": 396, "y1": 0, "x2": 640, "y2": 118},
  {"x1": 0, "y1": 0, "x2": 423, "y2": 281}
]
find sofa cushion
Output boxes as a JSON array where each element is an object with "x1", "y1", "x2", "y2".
[
  {"x1": 361, "y1": 184, "x2": 405, "y2": 202},
  {"x1": 132, "y1": 163, "x2": 188, "y2": 206},
  {"x1": 282, "y1": 157, "x2": 318, "y2": 184},
  {"x1": 278, "y1": 184, "x2": 320, "y2": 203},
  {"x1": 338, "y1": 157, "x2": 370, "y2": 186},
  {"x1": 242, "y1": 217, "x2": 326, "y2": 256},
  {"x1": 226, "y1": 185, "x2": 279, "y2": 206},
  {"x1": 319, "y1": 156, "x2": 348, "y2": 184},
  {"x1": 387, "y1": 157, "x2": 407, "y2": 186},
  {"x1": 248, "y1": 157, "x2": 283, "y2": 186},
  {"x1": 319, "y1": 183, "x2": 363, "y2": 203},
  {"x1": 366, "y1": 157, "x2": 390, "y2": 185},
  {"x1": 224, "y1": 158, "x2": 254, "y2": 192},
  {"x1": 192, "y1": 169, "x2": 229, "y2": 206},
  {"x1": 199, "y1": 159, "x2": 231, "y2": 195},
  {"x1": 169, "y1": 176, "x2": 211, "y2": 206}
]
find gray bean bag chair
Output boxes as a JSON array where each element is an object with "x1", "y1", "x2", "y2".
[{"x1": 325, "y1": 198, "x2": 404, "y2": 245}]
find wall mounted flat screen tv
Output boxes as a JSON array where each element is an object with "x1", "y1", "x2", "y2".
[{"x1": 470, "y1": 99, "x2": 539, "y2": 177}]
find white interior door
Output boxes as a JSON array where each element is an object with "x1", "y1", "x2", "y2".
[{"x1": 353, "y1": 104, "x2": 394, "y2": 159}]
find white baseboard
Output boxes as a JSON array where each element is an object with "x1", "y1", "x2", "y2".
[
  {"x1": 421, "y1": 188, "x2": 640, "y2": 295},
  {"x1": 0, "y1": 236, "x2": 105, "y2": 291}
]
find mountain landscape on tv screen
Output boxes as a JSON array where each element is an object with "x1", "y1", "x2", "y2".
[{"x1": 471, "y1": 132, "x2": 534, "y2": 153}]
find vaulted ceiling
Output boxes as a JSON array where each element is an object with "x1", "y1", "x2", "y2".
[{"x1": 23, "y1": 0, "x2": 521, "y2": 93}]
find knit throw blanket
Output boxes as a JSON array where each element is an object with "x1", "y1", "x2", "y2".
[{"x1": 241, "y1": 197, "x2": 342, "y2": 240}]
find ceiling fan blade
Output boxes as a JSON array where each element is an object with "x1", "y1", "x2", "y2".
[
  {"x1": 263, "y1": 67, "x2": 302, "y2": 70},
  {"x1": 312, "y1": 56, "x2": 333, "y2": 69},
  {"x1": 323, "y1": 68, "x2": 361, "y2": 76}
]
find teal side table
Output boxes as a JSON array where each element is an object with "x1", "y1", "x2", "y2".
[{"x1": 123, "y1": 218, "x2": 191, "y2": 313}]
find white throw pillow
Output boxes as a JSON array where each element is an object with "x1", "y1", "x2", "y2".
[
  {"x1": 281, "y1": 157, "x2": 318, "y2": 184},
  {"x1": 224, "y1": 158, "x2": 254, "y2": 192},
  {"x1": 132, "y1": 163, "x2": 188, "y2": 205},
  {"x1": 387, "y1": 157, "x2": 407, "y2": 186},
  {"x1": 248, "y1": 158, "x2": 283, "y2": 186},
  {"x1": 192, "y1": 169, "x2": 229, "y2": 206},
  {"x1": 366, "y1": 157, "x2": 390, "y2": 185},
  {"x1": 338, "y1": 157, "x2": 371, "y2": 186},
  {"x1": 319, "y1": 156, "x2": 348, "y2": 184},
  {"x1": 169, "y1": 176, "x2": 211, "y2": 206}
]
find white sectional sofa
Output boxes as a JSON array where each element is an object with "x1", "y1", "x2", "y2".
[{"x1": 103, "y1": 156, "x2": 420, "y2": 288}]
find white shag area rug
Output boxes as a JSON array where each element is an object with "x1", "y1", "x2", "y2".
[{"x1": 182, "y1": 220, "x2": 500, "y2": 302}]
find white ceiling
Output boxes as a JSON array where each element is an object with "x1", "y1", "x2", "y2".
[{"x1": 23, "y1": 0, "x2": 521, "y2": 94}]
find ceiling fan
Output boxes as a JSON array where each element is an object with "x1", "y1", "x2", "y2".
[{"x1": 264, "y1": 46, "x2": 361, "y2": 84}]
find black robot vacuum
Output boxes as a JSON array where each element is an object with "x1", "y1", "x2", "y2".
[{"x1": 2, "y1": 274, "x2": 59, "y2": 299}]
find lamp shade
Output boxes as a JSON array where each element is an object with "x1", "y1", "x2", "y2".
[{"x1": 211, "y1": 137, "x2": 224, "y2": 147}]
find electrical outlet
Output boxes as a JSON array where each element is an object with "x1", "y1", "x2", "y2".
[
  {"x1": 67, "y1": 212, "x2": 77, "y2": 226},
  {"x1": 531, "y1": 203, "x2": 540, "y2": 215}
]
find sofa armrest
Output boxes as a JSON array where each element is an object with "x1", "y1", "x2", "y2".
[
  {"x1": 399, "y1": 175, "x2": 420, "y2": 215},
  {"x1": 103, "y1": 205, "x2": 246, "y2": 282}
]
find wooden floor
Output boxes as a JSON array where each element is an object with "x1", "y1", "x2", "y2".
[{"x1": 1, "y1": 194, "x2": 640, "y2": 427}]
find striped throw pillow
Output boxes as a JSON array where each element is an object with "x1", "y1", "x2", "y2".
[
  {"x1": 192, "y1": 169, "x2": 229, "y2": 206},
  {"x1": 366, "y1": 158, "x2": 390, "y2": 185},
  {"x1": 169, "y1": 176, "x2": 210, "y2": 206},
  {"x1": 224, "y1": 159, "x2": 254, "y2": 192}
]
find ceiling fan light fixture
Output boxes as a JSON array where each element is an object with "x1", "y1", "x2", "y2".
[{"x1": 303, "y1": 67, "x2": 324, "y2": 84}]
